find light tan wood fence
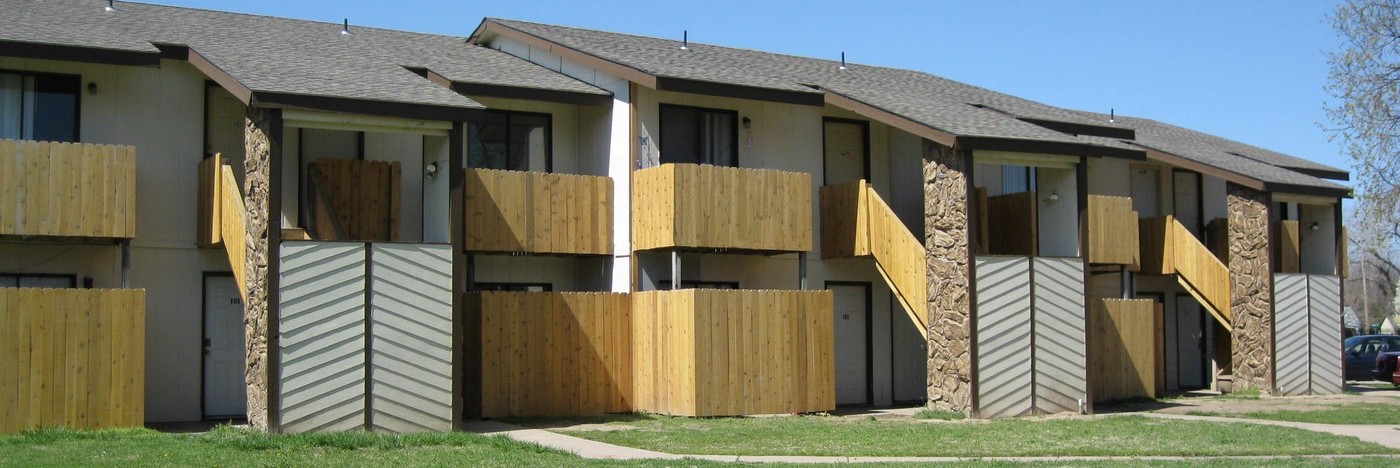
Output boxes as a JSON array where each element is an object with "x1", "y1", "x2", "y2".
[
  {"x1": 0, "y1": 139, "x2": 135, "y2": 238},
  {"x1": 1139, "y1": 215, "x2": 1231, "y2": 326},
  {"x1": 308, "y1": 160, "x2": 400, "y2": 241},
  {"x1": 632, "y1": 289, "x2": 834, "y2": 417},
  {"x1": 1087, "y1": 195, "x2": 1139, "y2": 267},
  {"x1": 0, "y1": 288, "x2": 145, "y2": 433},
  {"x1": 1089, "y1": 298, "x2": 1162, "y2": 403},
  {"x1": 464, "y1": 292, "x2": 632, "y2": 418},
  {"x1": 1277, "y1": 220, "x2": 1300, "y2": 273},
  {"x1": 196, "y1": 154, "x2": 247, "y2": 300},
  {"x1": 463, "y1": 169, "x2": 613, "y2": 255},
  {"x1": 633, "y1": 163, "x2": 812, "y2": 252}
]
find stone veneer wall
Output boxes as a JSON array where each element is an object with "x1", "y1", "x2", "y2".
[
  {"x1": 243, "y1": 112, "x2": 273, "y2": 430},
  {"x1": 1227, "y1": 184, "x2": 1273, "y2": 393},
  {"x1": 923, "y1": 140, "x2": 973, "y2": 413}
]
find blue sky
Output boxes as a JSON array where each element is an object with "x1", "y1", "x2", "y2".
[{"x1": 148, "y1": 1, "x2": 1350, "y2": 183}]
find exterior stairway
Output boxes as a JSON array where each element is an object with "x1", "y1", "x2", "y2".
[
  {"x1": 820, "y1": 180, "x2": 928, "y2": 337},
  {"x1": 1139, "y1": 215, "x2": 1231, "y2": 328},
  {"x1": 198, "y1": 153, "x2": 248, "y2": 300}
]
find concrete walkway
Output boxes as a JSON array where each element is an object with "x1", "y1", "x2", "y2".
[{"x1": 463, "y1": 416, "x2": 1400, "y2": 464}]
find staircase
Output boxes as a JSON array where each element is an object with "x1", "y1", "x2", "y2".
[
  {"x1": 1139, "y1": 215, "x2": 1231, "y2": 327},
  {"x1": 198, "y1": 153, "x2": 248, "y2": 300},
  {"x1": 820, "y1": 180, "x2": 928, "y2": 337}
]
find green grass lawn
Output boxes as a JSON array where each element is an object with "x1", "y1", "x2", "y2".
[
  {"x1": 1187, "y1": 402, "x2": 1400, "y2": 425},
  {"x1": 0, "y1": 426, "x2": 694, "y2": 467},
  {"x1": 548, "y1": 414, "x2": 1396, "y2": 458}
]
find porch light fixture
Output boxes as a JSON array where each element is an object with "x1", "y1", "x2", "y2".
[
  {"x1": 341, "y1": 19, "x2": 351, "y2": 35},
  {"x1": 425, "y1": 161, "x2": 438, "y2": 180},
  {"x1": 1310, "y1": 221, "x2": 1320, "y2": 231},
  {"x1": 1046, "y1": 191, "x2": 1060, "y2": 202},
  {"x1": 104, "y1": 0, "x2": 116, "y2": 12}
]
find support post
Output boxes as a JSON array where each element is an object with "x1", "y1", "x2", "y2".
[
  {"x1": 798, "y1": 252, "x2": 808, "y2": 290},
  {"x1": 671, "y1": 250, "x2": 681, "y2": 290},
  {"x1": 120, "y1": 239, "x2": 131, "y2": 288}
]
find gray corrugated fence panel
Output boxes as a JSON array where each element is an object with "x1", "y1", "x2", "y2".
[
  {"x1": 1273, "y1": 274, "x2": 1310, "y2": 396},
  {"x1": 975, "y1": 256, "x2": 1033, "y2": 419},
  {"x1": 278, "y1": 241, "x2": 369, "y2": 433},
  {"x1": 1032, "y1": 258, "x2": 1086, "y2": 415},
  {"x1": 1308, "y1": 275, "x2": 1343, "y2": 395},
  {"x1": 370, "y1": 243, "x2": 454, "y2": 433}
]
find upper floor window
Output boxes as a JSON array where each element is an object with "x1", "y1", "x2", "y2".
[
  {"x1": 0, "y1": 273, "x2": 76, "y2": 288},
  {"x1": 468, "y1": 111, "x2": 551, "y2": 172},
  {"x1": 660, "y1": 104, "x2": 736, "y2": 167},
  {"x1": 0, "y1": 71, "x2": 80, "y2": 142}
]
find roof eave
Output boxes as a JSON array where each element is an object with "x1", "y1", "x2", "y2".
[
  {"x1": 471, "y1": 19, "x2": 659, "y2": 89},
  {"x1": 1262, "y1": 182, "x2": 1352, "y2": 200},
  {"x1": 0, "y1": 39, "x2": 161, "y2": 67},
  {"x1": 955, "y1": 136, "x2": 1146, "y2": 160}
]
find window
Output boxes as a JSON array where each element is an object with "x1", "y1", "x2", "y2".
[
  {"x1": 0, "y1": 273, "x2": 77, "y2": 288},
  {"x1": 1001, "y1": 165, "x2": 1035, "y2": 193},
  {"x1": 660, "y1": 104, "x2": 737, "y2": 167},
  {"x1": 657, "y1": 280, "x2": 739, "y2": 290},
  {"x1": 467, "y1": 111, "x2": 550, "y2": 172},
  {"x1": 0, "y1": 71, "x2": 80, "y2": 142},
  {"x1": 473, "y1": 283, "x2": 552, "y2": 292}
]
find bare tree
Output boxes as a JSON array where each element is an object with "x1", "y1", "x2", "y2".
[{"x1": 1327, "y1": 0, "x2": 1400, "y2": 239}]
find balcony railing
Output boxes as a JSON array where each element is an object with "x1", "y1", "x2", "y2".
[
  {"x1": 633, "y1": 163, "x2": 811, "y2": 253},
  {"x1": 1087, "y1": 195, "x2": 1139, "y2": 266},
  {"x1": 0, "y1": 139, "x2": 135, "y2": 239},
  {"x1": 464, "y1": 168, "x2": 613, "y2": 255}
]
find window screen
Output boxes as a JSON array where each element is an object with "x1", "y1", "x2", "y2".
[{"x1": 660, "y1": 104, "x2": 736, "y2": 167}]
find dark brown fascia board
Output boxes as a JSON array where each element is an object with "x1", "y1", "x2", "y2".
[
  {"x1": 1137, "y1": 146, "x2": 1267, "y2": 191},
  {"x1": 654, "y1": 76, "x2": 823, "y2": 107},
  {"x1": 1281, "y1": 166, "x2": 1350, "y2": 182},
  {"x1": 0, "y1": 40, "x2": 161, "y2": 67},
  {"x1": 822, "y1": 90, "x2": 957, "y2": 148},
  {"x1": 451, "y1": 82, "x2": 613, "y2": 107},
  {"x1": 470, "y1": 20, "x2": 659, "y2": 89},
  {"x1": 1017, "y1": 117, "x2": 1135, "y2": 140},
  {"x1": 252, "y1": 91, "x2": 486, "y2": 122},
  {"x1": 1262, "y1": 182, "x2": 1353, "y2": 200},
  {"x1": 183, "y1": 46, "x2": 254, "y2": 104},
  {"x1": 955, "y1": 136, "x2": 1146, "y2": 160}
]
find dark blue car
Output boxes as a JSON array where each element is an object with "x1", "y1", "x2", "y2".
[{"x1": 1345, "y1": 334, "x2": 1400, "y2": 381}]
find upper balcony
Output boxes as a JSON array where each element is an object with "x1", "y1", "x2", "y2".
[
  {"x1": 0, "y1": 139, "x2": 135, "y2": 240},
  {"x1": 633, "y1": 163, "x2": 812, "y2": 253},
  {"x1": 463, "y1": 168, "x2": 614, "y2": 255}
]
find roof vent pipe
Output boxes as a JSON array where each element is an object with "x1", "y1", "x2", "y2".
[
  {"x1": 681, "y1": 30, "x2": 689, "y2": 51},
  {"x1": 341, "y1": 19, "x2": 351, "y2": 35},
  {"x1": 104, "y1": 0, "x2": 116, "y2": 12},
  {"x1": 839, "y1": 52, "x2": 847, "y2": 71},
  {"x1": 1109, "y1": 108, "x2": 1115, "y2": 123}
]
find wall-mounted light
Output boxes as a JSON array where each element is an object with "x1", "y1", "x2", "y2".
[
  {"x1": 1310, "y1": 221, "x2": 1320, "y2": 231},
  {"x1": 742, "y1": 117, "x2": 752, "y2": 129},
  {"x1": 425, "y1": 161, "x2": 438, "y2": 180},
  {"x1": 1046, "y1": 191, "x2": 1060, "y2": 202},
  {"x1": 87, "y1": 82, "x2": 97, "y2": 95}
]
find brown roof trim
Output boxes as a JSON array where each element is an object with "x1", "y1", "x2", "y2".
[
  {"x1": 1262, "y1": 182, "x2": 1352, "y2": 199},
  {"x1": 1280, "y1": 166, "x2": 1350, "y2": 182},
  {"x1": 1137, "y1": 146, "x2": 1266, "y2": 191},
  {"x1": 252, "y1": 91, "x2": 484, "y2": 122},
  {"x1": 654, "y1": 77, "x2": 823, "y2": 106},
  {"x1": 470, "y1": 20, "x2": 659, "y2": 89},
  {"x1": 452, "y1": 82, "x2": 613, "y2": 107},
  {"x1": 955, "y1": 136, "x2": 1146, "y2": 160},
  {"x1": 182, "y1": 46, "x2": 253, "y2": 104},
  {"x1": 1017, "y1": 117, "x2": 1135, "y2": 140},
  {"x1": 0, "y1": 40, "x2": 160, "y2": 67},
  {"x1": 821, "y1": 90, "x2": 957, "y2": 148}
]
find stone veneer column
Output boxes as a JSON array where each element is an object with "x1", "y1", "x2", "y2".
[
  {"x1": 1227, "y1": 184, "x2": 1273, "y2": 393},
  {"x1": 243, "y1": 113, "x2": 273, "y2": 431},
  {"x1": 923, "y1": 140, "x2": 973, "y2": 413}
]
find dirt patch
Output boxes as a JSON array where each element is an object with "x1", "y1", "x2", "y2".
[{"x1": 1102, "y1": 387, "x2": 1400, "y2": 416}]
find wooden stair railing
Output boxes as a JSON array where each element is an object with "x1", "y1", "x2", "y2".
[
  {"x1": 821, "y1": 180, "x2": 928, "y2": 337},
  {"x1": 197, "y1": 153, "x2": 248, "y2": 301},
  {"x1": 1139, "y1": 215, "x2": 1231, "y2": 328}
]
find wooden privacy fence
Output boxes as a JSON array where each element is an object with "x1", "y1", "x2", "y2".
[
  {"x1": 1138, "y1": 216, "x2": 1231, "y2": 327},
  {"x1": 464, "y1": 292, "x2": 632, "y2": 418},
  {"x1": 463, "y1": 169, "x2": 613, "y2": 255},
  {"x1": 0, "y1": 139, "x2": 135, "y2": 238},
  {"x1": 819, "y1": 180, "x2": 927, "y2": 335},
  {"x1": 1089, "y1": 299, "x2": 1162, "y2": 403},
  {"x1": 986, "y1": 191, "x2": 1037, "y2": 255},
  {"x1": 1087, "y1": 195, "x2": 1139, "y2": 267},
  {"x1": 632, "y1": 289, "x2": 834, "y2": 417},
  {"x1": 307, "y1": 160, "x2": 400, "y2": 242},
  {"x1": 1277, "y1": 220, "x2": 1300, "y2": 273},
  {"x1": 0, "y1": 288, "x2": 145, "y2": 433},
  {"x1": 633, "y1": 163, "x2": 812, "y2": 252},
  {"x1": 197, "y1": 153, "x2": 247, "y2": 298}
]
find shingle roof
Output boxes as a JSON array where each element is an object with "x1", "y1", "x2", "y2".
[
  {"x1": 0, "y1": 1, "x2": 607, "y2": 115},
  {"x1": 484, "y1": 18, "x2": 1350, "y2": 196}
]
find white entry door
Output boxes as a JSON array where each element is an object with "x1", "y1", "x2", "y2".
[
  {"x1": 831, "y1": 283, "x2": 869, "y2": 405},
  {"x1": 1131, "y1": 166, "x2": 1160, "y2": 217},
  {"x1": 204, "y1": 275, "x2": 247, "y2": 418}
]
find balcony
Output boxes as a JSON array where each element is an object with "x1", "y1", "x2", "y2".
[
  {"x1": 633, "y1": 163, "x2": 811, "y2": 253},
  {"x1": 0, "y1": 139, "x2": 135, "y2": 239},
  {"x1": 632, "y1": 289, "x2": 834, "y2": 417},
  {"x1": 464, "y1": 168, "x2": 613, "y2": 255},
  {"x1": 1086, "y1": 195, "x2": 1140, "y2": 267}
]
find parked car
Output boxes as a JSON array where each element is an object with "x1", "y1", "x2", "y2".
[
  {"x1": 1344, "y1": 335, "x2": 1400, "y2": 381},
  {"x1": 1375, "y1": 351, "x2": 1400, "y2": 385}
]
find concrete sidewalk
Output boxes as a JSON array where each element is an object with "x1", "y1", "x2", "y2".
[{"x1": 463, "y1": 417, "x2": 1400, "y2": 464}]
